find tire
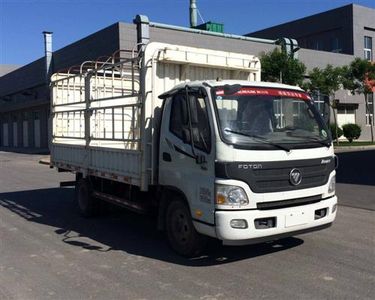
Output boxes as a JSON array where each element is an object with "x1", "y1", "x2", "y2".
[
  {"x1": 75, "y1": 178, "x2": 98, "y2": 217},
  {"x1": 165, "y1": 199, "x2": 207, "y2": 257}
]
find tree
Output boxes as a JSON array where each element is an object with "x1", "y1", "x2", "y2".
[
  {"x1": 260, "y1": 48, "x2": 306, "y2": 86},
  {"x1": 342, "y1": 123, "x2": 361, "y2": 143},
  {"x1": 330, "y1": 123, "x2": 343, "y2": 140},
  {"x1": 305, "y1": 65, "x2": 343, "y2": 95},
  {"x1": 342, "y1": 58, "x2": 375, "y2": 143},
  {"x1": 304, "y1": 65, "x2": 345, "y2": 144}
]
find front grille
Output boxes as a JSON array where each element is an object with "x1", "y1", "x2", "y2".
[
  {"x1": 254, "y1": 166, "x2": 327, "y2": 193},
  {"x1": 215, "y1": 156, "x2": 335, "y2": 193},
  {"x1": 253, "y1": 165, "x2": 323, "y2": 177},
  {"x1": 257, "y1": 195, "x2": 323, "y2": 210}
]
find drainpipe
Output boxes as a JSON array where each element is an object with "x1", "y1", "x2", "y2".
[
  {"x1": 43, "y1": 31, "x2": 53, "y2": 83},
  {"x1": 190, "y1": 0, "x2": 197, "y2": 28}
]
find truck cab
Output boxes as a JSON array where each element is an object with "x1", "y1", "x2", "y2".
[{"x1": 158, "y1": 80, "x2": 337, "y2": 255}]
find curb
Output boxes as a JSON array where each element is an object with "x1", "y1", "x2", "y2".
[
  {"x1": 38, "y1": 156, "x2": 51, "y2": 165},
  {"x1": 39, "y1": 159, "x2": 51, "y2": 165},
  {"x1": 334, "y1": 145, "x2": 375, "y2": 153}
]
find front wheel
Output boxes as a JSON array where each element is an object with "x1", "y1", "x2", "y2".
[{"x1": 165, "y1": 199, "x2": 207, "y2": 257}]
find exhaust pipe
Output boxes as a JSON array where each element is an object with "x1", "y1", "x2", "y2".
[{"x1": 190, "y1": 0, "x2": 197, "y2": 28}]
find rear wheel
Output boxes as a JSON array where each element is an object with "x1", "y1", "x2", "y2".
[
  {"x1": 75, "y1": 178, "x2": 98, "y2": 217},
  {"x1": 166, "y1": 199, "x2": 207, "y2": 257}
]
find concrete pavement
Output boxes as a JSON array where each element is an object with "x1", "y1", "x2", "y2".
[{"x1": 0, "y1": 151, "x2": 374, "y2": 299}]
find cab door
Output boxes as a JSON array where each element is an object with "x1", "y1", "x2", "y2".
[{"x1": 159, "y1": 89, "x2": 216, "y2": 225}]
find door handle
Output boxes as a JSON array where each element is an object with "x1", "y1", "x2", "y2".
[{"x1": 162, "y1": 152, "x2": 172, "y2": 162}]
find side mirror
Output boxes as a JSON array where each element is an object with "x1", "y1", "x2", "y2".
[
  {"x1": 323, "y1": 102, "x2": 330, "y2": 126},
  {"x1": 176, "y1": 95, "x2": 189, "y2": 125},
  {"x1": 191, "y1": 127, "x2": 200, "y2": 144},
  {"x1": 307, "y1": 107, "x2": 315, "y2": 119},
  {"x1": 182, "y1": 127, "x2": 200, "y2": 145},
  {"x1": 188, "y1": 95, "x2": 199, "y2": 125},
  {"x1": 182, "y1": 128, "x2": 191, "y2": 144}
]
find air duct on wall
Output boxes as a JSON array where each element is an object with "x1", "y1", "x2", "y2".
[
  {"x1": 190, "y1": 0, "x2": 197, "y2": 28},
  {"x1": 43, "y1": 31, "x2": 53, "y2": 83}
]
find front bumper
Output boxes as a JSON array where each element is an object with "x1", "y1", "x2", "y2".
[{"x1": 215, "y1": 195, "x2": 337, "y2": 245}]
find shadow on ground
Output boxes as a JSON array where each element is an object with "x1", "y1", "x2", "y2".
[
  {"x1": 0, "y1": 187, "x2": 304, "y2": 266},
  {"x1": 336, "y1": 150, "x2": 375, "y2": 186}
]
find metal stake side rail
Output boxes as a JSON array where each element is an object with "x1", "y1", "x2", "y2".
[{"x1": 50, "y1": 50, "x2": 144, "y2": 187}]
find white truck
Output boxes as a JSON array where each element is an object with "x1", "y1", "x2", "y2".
[{"x1": 50, "y1": 41, "x2": 337, "y2": 256}]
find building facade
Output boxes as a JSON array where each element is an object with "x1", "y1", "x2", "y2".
[
  {"x1": 0, "y1": 24, "x2": 121, "y2": 151},
  {"x1": 247, "y1": 4, "x2": 375, "y2": 139},
  {"x1": 0, "y1": 65, "x2": 20, "y2": 77},
  {"x1": 1, "y1": 20, "x2": 277, "y2": 152},
  {"x1": 1, "y1": 3, "x2": 374, "y2": 152}
]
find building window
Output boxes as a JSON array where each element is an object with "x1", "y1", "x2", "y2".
[
  {"x1": 331, "y1": 37, "x2": 341, "y2": 53},
  {"x1": 366, "y1": 93, "x2": 374, "y2": 126},
  {"x1": 313, "y1": 40, "x2": 323, "y2": 51},
  {"x1": 33, "y1": 111, "x2": 40, "y2": 120},
  {"x1": 364, "y1": 36, "x2": 373, "y2": 61}
]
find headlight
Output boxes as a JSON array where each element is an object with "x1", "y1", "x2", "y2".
[
  {"x1": 215, "y1": 184, "x2": 249, "y2": 206},
  {"x1": 328, "y1": 175, "x2": 336, "y2": 194}
]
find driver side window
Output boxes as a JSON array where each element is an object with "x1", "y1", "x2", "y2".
[{"x1": 169, "y1": 93, "x2": 211, "y2": 153}]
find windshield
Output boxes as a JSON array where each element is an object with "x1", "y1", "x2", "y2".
[{"x1": 214, "y1": 86, "x2": 331, "y2": 150}]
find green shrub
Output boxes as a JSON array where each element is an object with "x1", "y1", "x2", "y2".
[
  {"x1": 342, "y1": 123, "x2": 361, "y2": 143},
  {"x1": 330, "y1": 123, "x2": 343, "y2": 140}
]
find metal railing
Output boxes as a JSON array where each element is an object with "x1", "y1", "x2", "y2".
[{"x1": 51, "y1": 49, "x2": 142, "y2": 150}]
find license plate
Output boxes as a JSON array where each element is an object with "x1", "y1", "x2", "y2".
[{"x1": 285, "y1": 210, "x2": 308, "y2": 227}]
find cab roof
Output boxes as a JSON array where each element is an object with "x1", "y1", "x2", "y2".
[{"x1": 158, "y1": 80, "x2": 305, "y2": 99}]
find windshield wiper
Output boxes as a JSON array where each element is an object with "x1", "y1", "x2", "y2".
[
  {"x1": 303, "y1": 137, "x2": 331, "y2": 147},
  {"x1": 287, "y1": 133, "x2": 331, "y2": 148},
  {"x1": 224, "y1": 129, "x2": 291, "y2": 152}
]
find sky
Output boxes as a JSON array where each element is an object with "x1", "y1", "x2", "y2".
[{"x1": 1, "y1": 0, "x2": 375, "y2": 66}]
